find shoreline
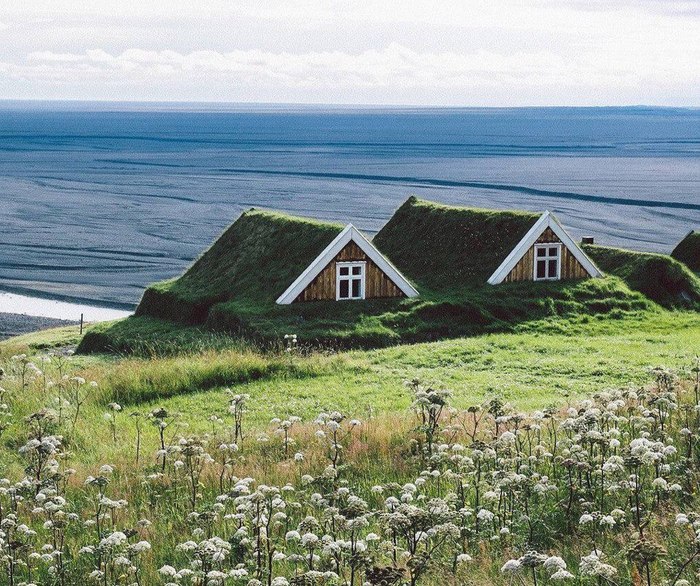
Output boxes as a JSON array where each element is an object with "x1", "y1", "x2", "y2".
[
  {"x1": 0, "y1": 291, "x2": 133, "y2": 322},
  {"x1": 0, "y1": 291, "x2": 133, "y2": 340},
  {"x1": 0, "y1": 285, "x2": 133, "y2": 312},
  {"x1": 0, "y1": 312, "x2": 79, "y2": 341}
]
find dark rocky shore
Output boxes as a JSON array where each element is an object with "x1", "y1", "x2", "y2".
[{"x1": 0, "y1": 312, "x2": 77, "y2": 341}]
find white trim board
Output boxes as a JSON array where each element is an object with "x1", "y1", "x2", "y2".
[
  {"x1": 487, "y1": 211, "x2": 603, "y2": 285},
  {"x1": 276, "y1": 224, "x2": 419, "y2": 304}
]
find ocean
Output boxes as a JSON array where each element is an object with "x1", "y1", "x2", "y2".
[{"x1": 0, "y1": 103, "x2": 698, "y2": 308}]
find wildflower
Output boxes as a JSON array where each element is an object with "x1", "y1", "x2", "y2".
[
  {"x1": 599, "y1": 515, "x2": 616, "y2": 528},
  {"x1": 99, "y1": 464, "x2": 114, "y2": 475},
  {"x1": 580, "y1": 550, "x2": 617, "y2": 579},
  {"x1": 159, "y1": 565, "x2": 178, "y2": 577},
  {"x1": 130, "y1": 540, "x2": 151, "y2": 553},
  {"x1": 477, "y1": 509, "x2": 494, "y2": 523},
  {"x1": 500, "y1": 559, "x2": 522, "y2": 574},
  {"x1": 499, "y1": 431, "x2": 516, "y2": 444},
  {"x1": 543, "y1": 556, "x2": 567, "y2": 572}
]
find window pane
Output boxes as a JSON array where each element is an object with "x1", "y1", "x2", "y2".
[
  {"x1": 352, "y1": 278, "x2": 361, "y2": 298},
  {"x1": 339, "y1": 267, "x2": 349, "y2": 276},
  {"x1": 536, "y1": 261, "x2": 546, "y2": 279},
  {"x1": 548, "y1": 259, "x2": 558, "y2": 277},
  {"x1": 549, "y1": 247, "x2": 558, "y2": 256},
  {"x1": 537, "y1": 248, "x2": 547, "y2": 257},
  {"x1": 352, "y1": 266, "x2": 362, "y2": 275},
  {"x1": 339, "y1": 280, "x2": 349, "y2": 298}
]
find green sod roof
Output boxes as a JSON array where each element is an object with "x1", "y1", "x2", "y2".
[
  {"x1": 583, "y1": 243, "x2": 700, "y2": 309},
  {"x1": 137, "y1": 209, "x2": 344, "y2": 318},
  {"x1": 373, "y1": 197, "x2": 541, "y2": 290},
  {"x1": 671, "y1": 231, "x2": 700, "y2": 273}
]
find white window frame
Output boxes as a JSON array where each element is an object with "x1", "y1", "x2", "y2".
[
  {"x1": 533, "y1": 243, "x2": 562, "y2": 281},
  {"x1": 336, "y1": 261, "x2": 366, "y2": 300}
]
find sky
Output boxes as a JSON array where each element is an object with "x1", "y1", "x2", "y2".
[{"x1": 0, "y1": 1, "x2": 698, "y2": 106}]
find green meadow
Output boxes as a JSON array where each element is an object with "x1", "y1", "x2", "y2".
[{"x1": 3, "y1": 309, "x2": 698, "y2": 462}]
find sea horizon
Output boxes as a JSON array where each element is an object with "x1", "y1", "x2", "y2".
[{"x1": 1, "y1": 100, "x2": 698, "y2": 112}]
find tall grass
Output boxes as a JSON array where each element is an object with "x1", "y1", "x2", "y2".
[
  {"x1": 80, "y1": 348, "x2": 339, "y2": 405},
  {"x1": 3, "y1": 343, "x2": 700, "y2": 585}
]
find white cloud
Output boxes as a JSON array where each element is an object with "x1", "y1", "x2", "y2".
[
  {"x1": 0, "y1": 0, "x2": 697, "y2": 104},
  {"x1": 13, "y1": 43, "x2": 691, "y2": 88}
]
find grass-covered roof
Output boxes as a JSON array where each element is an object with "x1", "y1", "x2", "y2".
[
  {"x1": 671, "y1": 231, "x2": 700, "y2": 273},
  {"x1": 136, "y1": 209, "x2": 344, "y2": 321},
  {"x1": 583, "y1": 244, "x2": 700, "y2": 309},
  {"x1": 373, "y1": 197, "x2": 540, "y2": 290}
]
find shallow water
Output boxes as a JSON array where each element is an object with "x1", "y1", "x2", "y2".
[{"x1": 0, "y1": 103, "x2": 698, "y2": 306}]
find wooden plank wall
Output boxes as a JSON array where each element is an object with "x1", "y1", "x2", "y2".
[
  {"x1": 294, "y1": 241, "x2": 405, "y2": 302},
  {"x1": 504, "y1": 228, "x2": 590, "y2": 283}
]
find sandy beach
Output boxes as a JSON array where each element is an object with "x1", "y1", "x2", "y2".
[{"x1": 0, "y1": 291, "x2": 132, "y2": 340}]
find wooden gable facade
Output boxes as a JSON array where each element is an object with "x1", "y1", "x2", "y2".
[
  {"x1": 276, "y1": 224, "x2": 419, "y2": 305},
  {"x1": 294, "y1": 241, "x2": 405, "y2": 302},
  {"x1": 503, "y1": 227, "x2": 590, "y2": 283},
  {"x1": 488, "y1": 211, "x2": 602, "y2": 285}
]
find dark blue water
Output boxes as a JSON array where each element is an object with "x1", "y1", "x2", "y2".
[{"x1": 0, "y1": 103, "x2": 698, "y2": 307}]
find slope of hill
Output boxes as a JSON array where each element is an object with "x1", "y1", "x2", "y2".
[
  {"x1": 79, "y1": 199, "x2": 697, "y2": 355},
  {"x1": 2, "y1": 312, "x2": 700, "y2": 585},
  {"x1": 584, "y1": 244, "x2": 700, "y2": 309}
]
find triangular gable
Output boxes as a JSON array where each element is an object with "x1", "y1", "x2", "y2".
[
  {"x1": 487, "y1": 211, "x2": 603, "y2": 285},
  {"x1": 276, "y1": 224, "x2": 419, "y2": 304}
]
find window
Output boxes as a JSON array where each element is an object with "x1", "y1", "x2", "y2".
[
  {"x1": 336, "y1": 262, "x2": 366, "y2": 300},
  {"x1": 534, "y1": 244, "x2": 561, "y2": 281}
]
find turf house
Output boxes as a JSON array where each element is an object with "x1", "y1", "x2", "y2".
[
  {"x1": 373, "y1": 197, "x2": 602, "y2": 287},
  {"x1": 133, "y1": 198, "x2": 604, "y2": 325},
  {"x1": 132, "y1": 208, "x2": 418, "y2": 325}
]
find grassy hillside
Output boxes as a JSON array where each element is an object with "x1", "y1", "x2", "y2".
[
  {"x1": 672, "y1": 230, "x2": 700, "y2": 272},
  {"x1": 583, "y1": 243, "x2": 700, "y2": 308},
  {"x1": 9, "y1": 310, "x2": 699, "y2": 426},
  {"x1": 2, "y1": 312, "x2": 700, "y2": 585}
]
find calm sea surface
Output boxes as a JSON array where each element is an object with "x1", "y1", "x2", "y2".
[{"x1": 0, "y1": 103, "x2": 698, "y2": 307}]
